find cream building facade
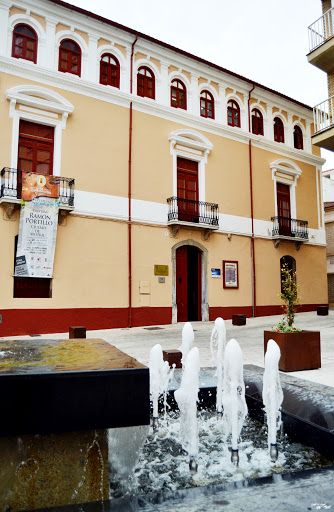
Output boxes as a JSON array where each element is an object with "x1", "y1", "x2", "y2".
[{"x1": 0, "y1": 0, "x2": 327, "y2": 336}]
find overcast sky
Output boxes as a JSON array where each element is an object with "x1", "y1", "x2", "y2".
[{"x1": 67, "y1": 0, "x2": 333, "y2": 169}]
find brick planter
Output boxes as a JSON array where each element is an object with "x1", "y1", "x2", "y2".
[{"x1": 264, "y1": 330, "x2": 321, "y2": 372}]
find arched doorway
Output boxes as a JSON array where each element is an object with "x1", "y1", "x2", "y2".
[{"x1": 175, "y1": 245, "x2": 202, "y2": 322}]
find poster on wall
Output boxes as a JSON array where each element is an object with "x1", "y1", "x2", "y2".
[
  {"x1": 21, "y1": 171, "x2": 59, "y2": 201},
  {"x1": 14, "y1": 173, "x2": 59, "y2": 278},
  {"x1": 223, "y1": 260, "x2": 239, "y2": 289}
]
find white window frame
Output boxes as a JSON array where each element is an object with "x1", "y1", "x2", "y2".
[
  {"x1": 6, "y1": 85, "x2": 74, "y2": 177},
  {"x1": 169, "y1": 129, "x2": 213, "y2": 202},
  {"x1": 270, "y1": 159, "x2": 302, "y2": 219}
]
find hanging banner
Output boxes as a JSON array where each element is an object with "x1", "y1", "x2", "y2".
[{"x1": 14, "y1": 173, "x2": 60, "y2": 278}]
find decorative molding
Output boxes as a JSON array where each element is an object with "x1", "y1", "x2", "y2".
[
  {"x1": 71, "y1": 190, "x2": 326, "y2": 246},
  {"x1": 0, "y1": 55, "x2": 324, "y2": 167},
  {"x1": 6, "y1": 84, "x2": 74, "y2": 176},
  {"x1": 169, "y1": 129, "x2": 213, "y2": 201}
]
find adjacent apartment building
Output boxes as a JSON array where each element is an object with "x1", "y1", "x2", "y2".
[
  {"x1": 0, "y1": 0, "x2": 327, "y2": 335},
  {"x1": 308, "y1": 0, "x2": 334, "y2": 305}
]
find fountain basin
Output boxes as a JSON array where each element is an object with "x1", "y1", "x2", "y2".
[{"x1": 0, "y1": 338, "x2": 150, "y2": 511}]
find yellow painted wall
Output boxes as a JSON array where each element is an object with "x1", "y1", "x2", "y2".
[
  {"x1": 255, "y1": 239, "x2": 327, "y2": 306},
  {"x1": 251, "y1": 146, "x2": 319, "y2": 228},
  {"x1": 0, "y1": 214, "x2": 128, "y2": 309}
]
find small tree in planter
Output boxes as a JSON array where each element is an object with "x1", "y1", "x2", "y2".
[
  {"x1": 264, "y1": 264, "x2": 321, "y2": 372},
  {"x1": 274, "y1": 264, "x2": 300, "y2": 333}
]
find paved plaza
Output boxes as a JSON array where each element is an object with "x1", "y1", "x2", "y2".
[{"x1": 3, "y1": 311, "x2": 333, "y2": 387}]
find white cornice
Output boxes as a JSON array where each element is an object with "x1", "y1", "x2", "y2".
[
  {"x1": 72, "y1": 190, "x2": 326, "y2": 246},
  {"x1": 0, "y1": 55, "x2": 324, "y2": 168},
  {"x1": 10, "y1": 0, "x2": 313, "y2": 120}
]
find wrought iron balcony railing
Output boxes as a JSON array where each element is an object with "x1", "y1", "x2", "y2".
[
  {"x1": 313, "y1": 96, "x2": 334, "y2": 135},
  {"x1": 271, "y1": 216, "x2": 309, "y2": 241},
  {"x1": 0, "y1": 167, "x2": 75, "y2": 209},
  {"x1": 167, "y1": 196, "x2": 219, "y2": 228},
  {"x1": 308, "y1": 7, "x2": 334, "y2": 52}
]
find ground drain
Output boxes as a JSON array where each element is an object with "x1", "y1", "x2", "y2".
[{"x1": 143, "y1": 327, "x2": 164, "y2": 330}]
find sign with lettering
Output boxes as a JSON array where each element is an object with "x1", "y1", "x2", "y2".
[
  {"x1": 223, "y1": 260, "x2": 239, "y2": 289},
  {"x1": 154, "y1": 265, "x2": 169, "y2": 276},
  {"x1": 14, "y1": 197, "x2": 59, "y2": 278},
  {"x1": 211, "y1": 268, "x2": 221, "y2": 278}
]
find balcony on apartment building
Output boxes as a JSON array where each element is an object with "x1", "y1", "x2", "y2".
[
  {"x1": 313, "y1": 96, "x2": 334, "y2": 150},
  {"x1": 271, "y1": 216, "x2": 309, "y2": 247},
  {"x1": 308, "y1": 7, "x2": 334, "y2": 150},
  {"x1": 0, "y1": 167, "x2": 75, "y2": 216},
  {"x1": 308, "y1": 6, "x2": 334, "y2": 72},
  {"x1": 167, "y1": 196, "x2": 219, "y2": 237}
]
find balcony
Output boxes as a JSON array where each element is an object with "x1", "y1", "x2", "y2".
[
  {"x1": 167, "y1": 196, "x2": 219, "y2": 238},
  {"x1": 312, "y1": 96, "x2": 334, "y2": 150},
  {"x1": 0, "y1": 167, "x2": 75, "y2": 218},
  {"x1": 308, "y1": 7, "x2": 334, "y2": 72},
  {"x1": 271, "y1": 216, "x2": 308, "y2": 248}
]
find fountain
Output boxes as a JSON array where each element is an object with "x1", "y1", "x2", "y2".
[
  {"x1": 262, "y1": 339, "x2": 284, "y2": 461},
  {"x1": 210, "y1": 317, "x2": 226, "y2": 413},
  {"x1": 221, "y1": 338, "x2": 248, "y2": 466},
  {"x1": 174, "y1": 346, "x2": 200, "y2": 473},
  {"x1": 149, "y1": 344, "x2": 173, "y2": 430},
  {"x1": 1, "y1": 321, "x2": 333, "y2": 511},
  {"x1": 179, "y1": 322, "x2": 194, "y2": 366},
  {"x1": 0, "y1": 338, "x2": 150, "y2": 511}
]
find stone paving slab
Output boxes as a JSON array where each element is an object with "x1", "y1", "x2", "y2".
[{"x1": 3, "y1": 311, "x2": 332, "y2": 387}]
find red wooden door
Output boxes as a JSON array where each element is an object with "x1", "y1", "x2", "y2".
[
  {"x1": 17, "y1": 120, "x2": 54, "y2": 197},
  {"x1": 18, "y1": 120, "x2": 54, "y2": 172},
  {"x1": 277, "y1": 183, "x2": 291, "y2": 236},
  {"x1": 176, "y1": 246, "x2": 188, "y2": 322},
  {"x1": 177, "y1": 157, "x2": 199, "y2": 222}
]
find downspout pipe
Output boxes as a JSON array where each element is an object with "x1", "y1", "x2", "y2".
[
  {"x1": 248, "y1": 84, "x2": 256, "y2": 317},
  {"x1": 128, "y1": 35, "x2": 138, "y2": 328}
]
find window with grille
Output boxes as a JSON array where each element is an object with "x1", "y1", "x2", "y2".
[
  {"x1": 227, "y1": 100, "x2": 240, "y2": 127},
  {"x1": 137, "y1": 66, "x2": 155, "y2": 99},
  {"x1": 170, "y1": 79, "x2": 187, "y2": 110},
  {"x1": 200, "y1": 90, "x2": 215, "y2": 119},
  {"x1": 12, "y1": 24, "x2": 38, "y2": 63},
  {"x1": 100, "y1": 53, "x2": 120, "y2": 88},
  {"x1": 274, "y1": 117, "x2": 285, "y2": 143},
  {"x1": 58, "y1": 39, "x2": 82, "y2": 76},
  {"x1": 251, "y1": 108, "x2": 264, "y2": 135},
  {"x1": 293, "y1": 125, "x2": 303, "y2": 150}
]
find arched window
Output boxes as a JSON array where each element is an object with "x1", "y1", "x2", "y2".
[
  {"x1": 170, "y1": 79, "x2": 187, "y2": 110},
  {"x1": 227, "y1": 99, "x2": 240, "y2": 127},
  {"x1": 280, "y1": 256, "x2": 296, "y2": 293},
  {"x1": 251, "y1": 108, "x2": 264, "y2": 135},
  {"x1": 58, "y1": 39, "x2": 81, "y2": 76},
  {"x1": 293, "y1": 125, "x2": 304, "y2": 150},
  {"x1": 99, "y1": 53, "x2": 120, "y2": 88},
  {"x1": 12, "y1": 24, "x2": 38, "y2": 63},
  {"x1": 137, "y1": 66, "x2": 155, "y2": 99},
  {"x1": 200, "y1": 90, "x2": 215, "y2": 119},
  {"x1": 274, "y1": 117, "x2": 285, "y2": 143}
]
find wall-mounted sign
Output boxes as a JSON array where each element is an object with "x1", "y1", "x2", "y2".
[
  {"x1": 22, "y1": 172, "x2": 59, "y2": 201},
  {"x1": 154, "y1": 265, "x2": 169, "y2": 276},
  {"x1": 223, "y1": 260, "x2": 239, "y2": 289},
  {"x1": 211, "y1": 268, "x2": 221, "y2": 278},
  {"x1": 14, "y1": 196, "x2": 59, "y2": 278}
]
